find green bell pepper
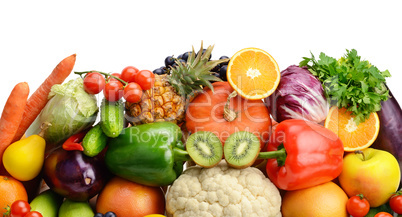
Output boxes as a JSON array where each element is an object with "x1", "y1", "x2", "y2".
[{"x1": 104, "y1": 122, "x2": 191, "y2": 187}]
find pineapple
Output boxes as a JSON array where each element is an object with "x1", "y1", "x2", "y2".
[{"x1": 125, "y1": 42, "x2": 228, "y2": 125}]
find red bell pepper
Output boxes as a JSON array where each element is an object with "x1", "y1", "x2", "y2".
[
  {"x1": 62, "y1": 130, "x2": 87, "y2": 151},
  {"x1": 260, "y1": 119, "x2": 344, "y2": 191}
]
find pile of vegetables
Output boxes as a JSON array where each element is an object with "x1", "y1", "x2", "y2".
[{"x1": 0, "y1": 46, "x2": 401, "y2": 217}]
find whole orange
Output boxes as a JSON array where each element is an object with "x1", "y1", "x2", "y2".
[
  {"x1": 96, "y1": 176, "x2": 165, "y2": 217},
  {"x1": 281, "y1": 181, "x2": 348, "y2": 217},
  {"x1": 0, "y1": 175, "x2": 28, "y2": 216}
]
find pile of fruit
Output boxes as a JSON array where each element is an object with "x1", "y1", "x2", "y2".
[{"x1": 0, "y1": 42, "x2": 401, "y2": 217}]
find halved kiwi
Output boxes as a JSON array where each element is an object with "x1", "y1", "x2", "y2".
[
  {"x1": 186, "y1": 131, "x2": 223, "y2": 168},
  {"x1": 224, "y1": 131, "x2": 260, "y2": 169}
]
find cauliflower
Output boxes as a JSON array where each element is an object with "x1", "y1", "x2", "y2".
[{"x1": 166, "y1": 161, "x2": 282, "y2": 217}]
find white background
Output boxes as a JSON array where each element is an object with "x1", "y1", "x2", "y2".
[{"x1": 0, "y1": 1, "x2": 401, "y2": 113}]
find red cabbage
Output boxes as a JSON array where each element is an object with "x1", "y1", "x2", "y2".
[{"x1": 265, "y1": 65, "x2": 329, "y2": 123}]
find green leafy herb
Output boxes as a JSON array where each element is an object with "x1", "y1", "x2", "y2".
[{"x1": 300, "y1": 49, "x2": 391, "y2": 125}]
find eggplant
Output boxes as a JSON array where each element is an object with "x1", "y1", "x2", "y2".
[
  {"x1": 43, "y1": 147, "x2": 111, "y2": 201},
  {"x1": 371, "y1": 85, "x2": 402, "y2": 186}
]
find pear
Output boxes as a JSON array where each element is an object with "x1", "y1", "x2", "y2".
[{"x1": 2, "y1": 123, "x2": 49, "y2": 181}]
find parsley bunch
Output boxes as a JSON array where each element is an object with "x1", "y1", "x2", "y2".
[{"x1": 300, "y1": 49, "x2": 391, "y2": 125}]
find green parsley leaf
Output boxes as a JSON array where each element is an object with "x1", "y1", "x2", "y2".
[{"x1": 299, "y1": 49, "x2": 391, "y2": 125}]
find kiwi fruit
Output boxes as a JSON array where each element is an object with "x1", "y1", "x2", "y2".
[
  {"x1": 186, "y1": 131, "x2": 223, "y2": 168},
  {"x1": 224, "y1": 131, "x2": 260, "y2": 169}
]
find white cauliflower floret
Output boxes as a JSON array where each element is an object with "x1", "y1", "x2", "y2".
[{"x1": 166, "y1": 161, "x2": 282, "y2": 217}]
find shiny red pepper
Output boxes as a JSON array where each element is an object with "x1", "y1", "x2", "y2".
[
  {"x1": 262, "y1": 119, "x2": 344, "y2": 191},
  {"x1": 62, "y1": 131, "x2": 87, "y2": 151}
]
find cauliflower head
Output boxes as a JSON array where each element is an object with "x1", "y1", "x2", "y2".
[{"x1": 166, "y1": 161, "x2": 282, "y2": 217}]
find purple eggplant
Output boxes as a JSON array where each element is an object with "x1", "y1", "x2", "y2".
[
  {"x1": 43, "y1": 147, "x2": 111, "y2": 201},
  {"x1": 371, "y1": 85, "x2": 402, "y2": 186}
]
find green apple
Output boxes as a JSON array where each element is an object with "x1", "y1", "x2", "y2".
[{"x1": 339, "y1": 148, "x2": 401, "y2": 207}]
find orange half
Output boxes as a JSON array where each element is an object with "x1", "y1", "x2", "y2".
[
  {"x1": 227, "y1": 47, "x2": 280, "y2": 100},
  {"x1": 325, "y1": 106, "x2": 380, "y2": 152}
]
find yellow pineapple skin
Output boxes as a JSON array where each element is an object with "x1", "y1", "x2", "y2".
[{"x1": 125, "y1": 74, "x2": 186, "y2": 125}]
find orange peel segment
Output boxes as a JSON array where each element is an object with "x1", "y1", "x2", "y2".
[
  {"x1": 324, "y1": 106, "x2": 380, "y2": 152},
  {"x1": 227, "y1": 47, "x2": 280, "y2": 100}
]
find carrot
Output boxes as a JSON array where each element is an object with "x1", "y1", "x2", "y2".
[
  {"x1": 11, "y1": 54, "x2": 77, "y2": 143},
  {"x1": 0, "y1": 82, "x2": 30, "y2": 175}
]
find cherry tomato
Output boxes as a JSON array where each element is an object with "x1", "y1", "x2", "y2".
[
  {"x1": 374, "y1": 212, "x2": 393, "y2": 217},
  {"x1": 135, "y1": 70, "x2": 155, "y2": 90},
  {"x1": 10, "y1": 200, "x2": 30, "y2": 217},
  {"x1": 346, "y1": 194, "x2": 370, "y2": 217},
  {"x1": 121, "y1": 66, "x2": 140, "y2": 83},
  {"x1": 103, "y1": 80, "x2": 124, "y2": 102},
  {"x1": 83, "y1": 72, "x2": 106, "y2": 94},
  {"x1": 390, "y1": 191, "x2": 402, "y2": 214},
  {"x1": 111, "y1": 72, "x2": 121, "y2": 78},
  {"x1": 107, "y1": 73, "x2": 122, "y2": 82},
  {"x1": 123, "y1": 82, "x2": 143, "y2": 103},
  {"x1": 24, "y1": 211, "x2": 43, "y2": 217}
]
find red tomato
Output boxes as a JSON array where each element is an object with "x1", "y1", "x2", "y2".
[
  {"x1": 374, "y1": 212, "x2": 393, "y2": 217},
  {"x1": 110, "y1": 72, "x2": 121, "y2": 78},
  {"x1": 83, "y1": 72, "x2": 106, "y2": 94},
  {"x1": 123, "y1": 82, "x2": 143, "y2": 103},
  {"x1": 121, "y1": 66, "x2": 140, "y2": 83},
  {"x1": 103, "y1": 80, "x2": 124, "y2": 102},
  {"x1": 107, "y1": 73, "x2": 122, "y2": 82},
  {"x1": 346, "y1": 194, "x2": 370, "y2": 217},
  {"x1": 390, "y1": 192, "x2": 402, "y2": 214},
  {"x1": 10, "y1": 200, "x2": 30, "y2": 217},
  {"x1": 24, "y1": 211, "x2": 43, "y2": 217},
  {"x1": 135, "y1": 70, "x2": 155, "y2": 90}
]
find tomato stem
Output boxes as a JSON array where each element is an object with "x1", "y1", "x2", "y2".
[
  {"x1": 357, "y1": 193, "x2": 365, "y2": 200},
  {"x1": 4, "y1": 205, "x2": 11, "y2": 217},
  {"x1": 74, "y1": 71, "x2": 128, "y2": 86}
]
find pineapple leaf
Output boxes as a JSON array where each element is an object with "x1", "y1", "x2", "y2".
[
  {"x1": 168, "y1": 41, "x2": 224, "y2": 96},
  {"x1": 183, "y1": 76, "x2": 194, "y2": 84},
  {"x1": 187, "y1": 46, "x2": 196, "y2": 65},
  {"x1": 202, "y1": 81, "x2": 215, "y2": 93},
  {"x1": 202, "y1": 75, "x2": 222, "y2": 82},
  {"x1": 192, "y1": 42, "x2": 203, "y2": 67}
]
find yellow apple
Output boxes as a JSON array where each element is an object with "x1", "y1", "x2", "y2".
[{"x1": 339, "y1": 148, "x2": 401, "y2": 207}]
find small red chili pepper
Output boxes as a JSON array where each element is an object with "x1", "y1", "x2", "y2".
[{"x1": 62, "y1": 130, "x2": 87, "y2": 151}]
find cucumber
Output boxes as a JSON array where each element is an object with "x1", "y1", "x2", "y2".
[
  {"x1": 100, "y1": 98, "x2": 124, "y2": 138},
  {"x1": 82, "y1": 124, "x2": 108, "y2": 157},
  {"x1": 30, "y1": 189, "x2": 64, "y2": 217}
]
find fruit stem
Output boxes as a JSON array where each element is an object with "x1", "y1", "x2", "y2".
[
  {"x1": 173, "y1": 145, "x2": 192, "y2": 162},
  {"x1": 224, "y1": 91, "x2": 238, "y2": 122},
  {"x1": 356, "y1": 194, "x2": 365, "y2": 200},
  {"x1": 74, "y1": 71, "x2": 128, "y2": 86},
  {"x1": 38, "y1": 122, "x2": 51, "y2": 138},
  {"x1": 354, "y1": 150, "x2": 365, "y2": 161},
  {"x1": 257, "y1": 147, "x2": 287, "y2": 167}
]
